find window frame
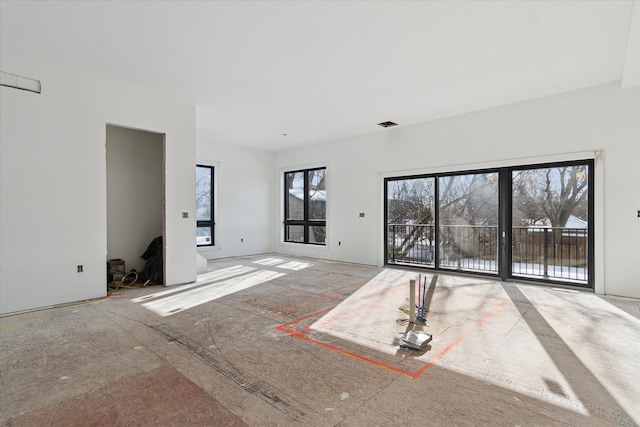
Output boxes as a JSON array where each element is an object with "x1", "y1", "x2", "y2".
[
  {"x1": 196, "y1": 164, "x2": 215, "y2": 247},
  {"x1": 384, "y1": 159, "x2": 594, "y2": 288},
  {"x1": 284, "y1": 166, "x2": 327, "y2": 245}
]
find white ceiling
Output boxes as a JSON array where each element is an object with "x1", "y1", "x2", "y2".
[{"x1": 1, "y1": 1, "x2": 637, "y2": 151}]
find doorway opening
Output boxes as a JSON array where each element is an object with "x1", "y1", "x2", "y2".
[{"x1": 106, "y1": 124, "x2": 165, "y2": 287}]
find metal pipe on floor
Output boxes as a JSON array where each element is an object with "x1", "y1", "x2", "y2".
[{"x1": 409, "y1": 279, "x2": 416, "y2": 323}]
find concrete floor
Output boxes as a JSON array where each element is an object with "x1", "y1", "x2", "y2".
[{"x1": 1, "y1": 254, "x2": 639, "y2": 426}]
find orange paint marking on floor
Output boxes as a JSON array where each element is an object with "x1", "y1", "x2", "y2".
[{"x1": 276, "y1": 290, "x2": 508, "y2": 379}]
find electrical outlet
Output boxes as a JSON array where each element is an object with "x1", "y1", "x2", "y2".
[
  {"x1": 359, "y1": 212, "x2": 365, "y2": 217},
  {"x1": 182, "y1": 212, "x2": 189, "y2": 218},
  {"x1": 77, "y1": 265, "x2": 83, "y2": 273},
  {"x1": 241, "y1": 238, "x2": 244, "y2": 242},
  {"x1": 339, "y1": 241, "x2": 341, "y2": 246}
]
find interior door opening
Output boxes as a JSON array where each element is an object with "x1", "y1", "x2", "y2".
[{"x1": 106, "y1": 124, "x2": 165, "y2": 287}]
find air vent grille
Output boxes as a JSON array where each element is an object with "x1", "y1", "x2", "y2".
[{"x1": 377, "y1": 121, "x2": 398, "y2": 128}]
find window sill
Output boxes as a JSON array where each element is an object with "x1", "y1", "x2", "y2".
[{"x1": 279, "y1": 241, "x2": 329, "y2": 251}]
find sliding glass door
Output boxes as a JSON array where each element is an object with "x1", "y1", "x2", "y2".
[
  {"x1": 439, "y1": 172, "x2": 499, "y2": 274},
  {"x1": 386, "y1": 177, "x2": 436, "y2": 266},
  {"x1": 510, "y1": 163, "x2": 591, "y2": 283},
  {"x1": 384, "y1": 160, "x2": 593, "y2": 288}
]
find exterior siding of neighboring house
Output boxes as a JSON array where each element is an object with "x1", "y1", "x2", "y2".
[
  {"x1": 286, "y1": 191, "x2": 326, "y2": 243},
  {"x1": 287, "y1": 194, "x2": 305, "y2": 242}
]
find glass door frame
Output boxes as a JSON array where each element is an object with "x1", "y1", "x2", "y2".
[{"x1": 384, "y1": 159, "x2": 594, "y2": 289}]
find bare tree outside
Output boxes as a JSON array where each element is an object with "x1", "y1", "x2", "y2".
[
  {"x1": 387, "y1": 178, "x2": 435, "y2": 262},
  {"x1": 438, "y1": 173, "x2": 498, "y2": 226},
  {"x1": 387, "y1": 173, "x2": 498, "y2": 267},
  {"x1": 513, "y1": 165, "x2": 588, "y2": 243},
  {"x1": 386, "y1": 162, "x2": 590, "y2": 284},
  {"x1": 511, "y1": 164, "x2": 589, "y2": 280},
  {"x1": 438, "y1": 173, "x2": 498, "y2": 269}
]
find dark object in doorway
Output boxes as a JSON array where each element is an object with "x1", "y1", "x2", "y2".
[
  {"x1": 140, "y1": 236, "x2": 163, "y2": 284},
  {"x1": 107, "y1": 258, "x2": 126, "y2": 283}
]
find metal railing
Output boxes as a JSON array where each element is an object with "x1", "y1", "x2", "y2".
[
  {"x1": 387, "y1": 224, "x2": 588, "y2": 283},
  {"x1": 387, "y1": 224, "x2": 436, "y2": 266},
  {"x1": 387, "y1": 224, "x2": 497, "y2": 272},
  {"x1": 439, "y1": 225, "x2": 498, "y2": 272},
  {"x1": 512, "y1": 226, "x2": 588, "y2": 282}
]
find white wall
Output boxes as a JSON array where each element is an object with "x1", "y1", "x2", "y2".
[
  {"x1": 274, "y1": 82, "x2": 640, "y2": 298},
  {"x1": 196, "y1": 140, "x2": 274, "y2": 259},
  {"x1": 0, "y1": 54, "x2": 197, "y2": 315},
  {"x1": 106, "y1": 125, "x2": 164, "y2": 274}
]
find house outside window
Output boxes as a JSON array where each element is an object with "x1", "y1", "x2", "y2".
[{"x1": 284, "y1": 167, "x2": 326, "y2": 245}]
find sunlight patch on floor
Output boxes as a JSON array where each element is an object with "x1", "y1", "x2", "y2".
[
  {"x1": 141, "y1": 269, "x2": 285, "y2": 316},
  {"x1": 310, "y1": 269, "x2": 420, "y2": 355},
  {"x1": 277, "y1": 261, "x2": 312, "y2": 271},
  {"x1": 253, "y1": 258, "x2": 284, "y2": 266},
  {"x1": 253, "y1": 257, "x2": 312, "y2": 271},
  {"x1": 132, "y1": 265, "x2": 255, "y2": 303}
]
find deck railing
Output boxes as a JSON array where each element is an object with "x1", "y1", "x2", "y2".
[
  {"x1": 387, "y1": 224, "x2": 437, "y2": 266},
  {"x1": 511, "y1": 226, "x2": 588, "y2": 282},
  {"x1": 387, "y1": 224, "x2": 588, "y2": 283}
]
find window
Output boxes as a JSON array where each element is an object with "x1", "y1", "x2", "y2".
[
  {"x1": 284, "y1": 167, "x2": 326, "y2": 244},
  {"x1": 386, "y1": 176, "x2": 435, "y2": 265},
  {"x1": 385, "y1": 160, "x2": 593, "y2": 288},
  {"x1": 438, "y1": 171, "x2": 500, "y2": 273},
  {"x1": 510, "y1": 162, "x2": 591, "y2": 283},
  {"x1": 196, "y1": 165, "x2": 214, "y2": 246}
]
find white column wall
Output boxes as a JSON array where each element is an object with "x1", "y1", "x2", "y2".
[
  {"x1": 196, "y1": 140, "x2": 274, "y2": 259},
  {"x1": 274, "y1": 82, "x2": 640, "y2": 298},
  {"x1": 0, "y1": 55, "x2": 196, "y2": 315}
]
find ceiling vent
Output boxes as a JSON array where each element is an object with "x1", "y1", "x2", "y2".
[{"x1": 377, "y1": 121, "x2": 398, "y2": 128}]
